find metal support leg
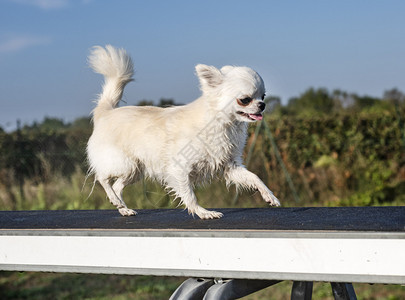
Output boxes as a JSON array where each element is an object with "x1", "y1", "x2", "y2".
[
  {"x1": 203, "y1": 279, "x2": 281, "y2": 300},
  {"x1": 291, "y1": 281, "x2": 313, "y2": 300},
  {"x1": 331, "y1": 283, "x2": 357, "y2": 300},
  {"x1": 169, "y1": 278, "x2": 215, "y2": 300}
]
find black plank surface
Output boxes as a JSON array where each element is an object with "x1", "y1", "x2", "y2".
[{"x1": 0, "y1": 207, "x2": 404, "y2": 232}]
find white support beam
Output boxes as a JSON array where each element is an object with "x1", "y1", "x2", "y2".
[{"x1": 1, "y1": 230, "x2": 404, "y2": 284}]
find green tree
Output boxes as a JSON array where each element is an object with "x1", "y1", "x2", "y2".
[
  {"x1": 158, "y1": 98, "x2": 178, "y2": 107},
  {"x1": 383, "y1": 88, "x2": 405, "y2": 106},
  {"x1": 286, "y1": 88, "x2": 337, "y2": 116},
  {"x1": 138, "y1": 99, "x2": 154, "y2": 106}
]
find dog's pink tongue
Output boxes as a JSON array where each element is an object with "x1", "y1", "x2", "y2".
[{"x1": 249, "y1": 114, "x2": 263, "y2": 121}]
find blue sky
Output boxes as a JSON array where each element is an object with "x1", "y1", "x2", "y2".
[{"x1": 0, "y1": 0, "x2": 404, "y2": 130}]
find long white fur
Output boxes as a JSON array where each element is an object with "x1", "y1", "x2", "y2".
[{"x1": 87, "y1": 45, "x2": 280, "y2": 219}]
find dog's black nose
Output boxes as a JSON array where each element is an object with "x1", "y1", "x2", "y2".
[{"x1": 259, "y1": 101, "x2": 266, "y2": 111}]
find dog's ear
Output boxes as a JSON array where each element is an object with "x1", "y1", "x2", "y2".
[
  {"x1": 195, "y1": 64, "x2": 223, "y2": 91},
  {"x1": 220, "y1": 65, "x2": 234, "y2": 74}
]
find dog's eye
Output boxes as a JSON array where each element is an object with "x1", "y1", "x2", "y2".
[
  {"x1": 238, "y1": 97, "x2": 252, "y2": 106},
  {"x1": 241, "y1": 98, "x2": 252, "y2": 104}
]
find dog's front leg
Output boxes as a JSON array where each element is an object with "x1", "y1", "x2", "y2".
[
  {"x1": 225, "y1": 164, "x2": 280, "y2": 206},
  {"x1": 166, "y1": 175, "x2": 223, "y2": 219}
]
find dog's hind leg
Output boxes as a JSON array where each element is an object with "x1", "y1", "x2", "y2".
[
  {"x1": 112, "y1": 177, "x2": 137, "y2": 216},
  {"x1": 98, "y1": 177, "x2": 136, "y2": 216}
]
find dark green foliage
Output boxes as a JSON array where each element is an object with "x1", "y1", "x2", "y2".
[
  {"x1": 0, "y1": 118, "x2": 91, "y2": 183},
  {"x1": 137, "y1": 98, "x2": 181, "y2": 107},
  {"x1": 258, "y1": 112, "x2": 405, "y2": 206}
]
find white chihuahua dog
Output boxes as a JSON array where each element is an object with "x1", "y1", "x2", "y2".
[{"x1": 87, "y1": 45, "x2": 280, "y2": 219}]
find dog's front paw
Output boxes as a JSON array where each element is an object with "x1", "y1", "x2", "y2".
[
  {"x1": 263, "y1": 192, "x2": 281, "y2": 207},
  {"x1": 200, "y1": 210, "x2": 223, "y2": 220},
  {"x1": 118, "y1": 207, "x2": 137, "y2": 216},
  {"x1": 191, "y1": 207, "x2": 223, "y2": 220}
]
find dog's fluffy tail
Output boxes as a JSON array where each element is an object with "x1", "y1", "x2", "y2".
[{"x1": 88, "y1": 45, "x2": 134, "y2": 120}]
